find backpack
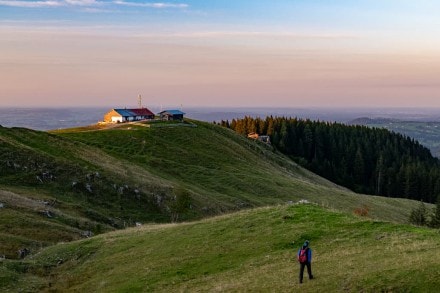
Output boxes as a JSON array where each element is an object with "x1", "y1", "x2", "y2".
[{"x1": 298, "y1": 248, "x2": 308, "y2": 263}]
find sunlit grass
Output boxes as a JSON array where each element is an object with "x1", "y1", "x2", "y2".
[{"x1": 6, "y1": 204, "x2": 440, "y2": 292}]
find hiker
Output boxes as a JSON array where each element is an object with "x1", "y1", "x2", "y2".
[{"x1": 297, "y1": 240, "x2": 313, "y2": 283}]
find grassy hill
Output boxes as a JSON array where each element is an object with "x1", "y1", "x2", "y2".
[
  {"x1": 3, "y1": 203, "x2": 440, "y2": 292},
  {"x1": 52, "y1": 120, "x2": 425, "y2": 223},
  {"x1": 1, "y1": 120, "x2": 439, "y2": 291},
  {"x1": 0, "y1": 120, "x2": 432, "y2": 261},
  {"x1": 0, "y1": 122, "x2": 432, "y2": 258}
]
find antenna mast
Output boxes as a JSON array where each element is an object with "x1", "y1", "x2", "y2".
[{"x1": 138, "y1": 94, "x2": 142, "y2": 108}]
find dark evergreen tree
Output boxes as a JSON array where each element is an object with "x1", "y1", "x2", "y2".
[{"x1": 354, "y1": 148, "x2": 365, "y2": 186}]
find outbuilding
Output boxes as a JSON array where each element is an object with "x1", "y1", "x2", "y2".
[{"x1": 159, "y1": 110, "x2": 185, "y2": 121}]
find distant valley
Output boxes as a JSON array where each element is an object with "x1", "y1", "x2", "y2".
[{"x1": 349, "y1": 117, "x2": 440, "y2": 158}]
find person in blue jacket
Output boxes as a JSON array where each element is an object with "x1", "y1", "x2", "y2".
[{"x1": 297, "y1": 240, "x2": 313, "y2": 283}]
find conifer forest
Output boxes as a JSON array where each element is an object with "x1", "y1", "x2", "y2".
[{"x1": 219, "y1": 116, "x2": 440, "y2": 203}]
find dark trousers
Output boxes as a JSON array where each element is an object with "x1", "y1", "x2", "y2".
[{"x1": 299, "y1": 262, "x2": 313, "y2": 283}]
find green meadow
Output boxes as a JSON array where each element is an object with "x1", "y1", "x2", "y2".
[
  {"x1": 1, "y1": 120, "x2": 438, "y2": 292},
  {"x1": 3, "y1": 204, "x2": 440, "y2": 292}
]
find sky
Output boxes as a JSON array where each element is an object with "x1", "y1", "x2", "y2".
[{"x1": 1, "y1": 0, "x2": 440, "y2": 108}]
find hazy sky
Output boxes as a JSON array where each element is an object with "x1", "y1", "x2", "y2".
[{"x1": 2, "y1": 0, "x2": 440, "y2": 108}]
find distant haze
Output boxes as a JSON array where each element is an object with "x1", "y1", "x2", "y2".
[
  {"x1": 1, "y1": 1, "x2": 440, "y2": 108},
  {"x1": 3, "y1": 107, "x2": 440, "y2": 131}
]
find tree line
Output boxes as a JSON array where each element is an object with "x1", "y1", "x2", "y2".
[{"x1": 218, "y1": 116, "x2": 440, "y2": 203}]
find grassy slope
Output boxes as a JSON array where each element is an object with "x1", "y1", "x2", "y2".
[
  {"x1": 55, "y1": 121, "x2": 425, "y2": 223},
  {"x1": 4, "y1": 204, "x2": 440, "y2": 292},
  {"x1": 0, "y1": 126, "x2": 171, "y2": 259},
  {"x1": 0, "y1": 121, "x2": 432, "y2": 259}
]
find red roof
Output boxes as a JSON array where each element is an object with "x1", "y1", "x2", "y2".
[{"x1": 130, "y1": 108, "x2": 154, "y2": 116}]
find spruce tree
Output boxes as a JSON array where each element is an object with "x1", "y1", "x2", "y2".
[{"x1": 354, "y1": 148, "x2": 365, "y2": 185}]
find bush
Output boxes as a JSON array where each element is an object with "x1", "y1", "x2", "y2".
[
  {"x1": 409, "y1": 201, "x2": 427, "y2": 226},
  {"x1": 354, "y1": 205, "x2": 369, "y2": 217},
  {"x1": 170, "y1": 187, "x2": 192, "y2": 222}
]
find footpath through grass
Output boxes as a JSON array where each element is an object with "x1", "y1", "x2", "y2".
[{"x1": 4, "y1": 203, "x2": 440, "y2": 292}]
